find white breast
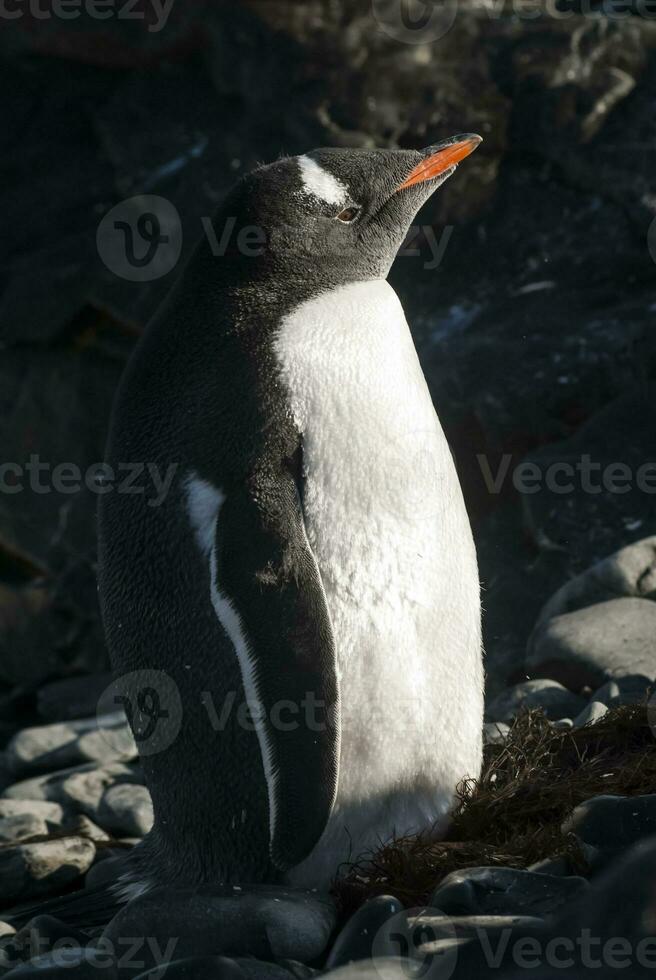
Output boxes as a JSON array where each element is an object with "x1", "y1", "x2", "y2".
[{"x1": 274, "y1": 279, "x2": 483, "y2": 887}]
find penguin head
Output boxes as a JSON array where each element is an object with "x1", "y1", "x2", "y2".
[{"x1": 218, "y1": 135, "x2": 482, "y2": 283}]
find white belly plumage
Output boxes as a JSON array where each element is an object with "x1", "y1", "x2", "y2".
[{"x1": 274, "y1": 279, "x2": 483, "y2": 888}]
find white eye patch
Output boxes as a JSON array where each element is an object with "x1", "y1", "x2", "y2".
[{"x1": 297, "y1": 155, "x2": 348, "y2": 205}]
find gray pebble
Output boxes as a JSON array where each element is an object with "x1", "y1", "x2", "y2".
[
  {"x1": 96, "y1": 784, "x2": 153, "y2": 837},
  {"x1": 0, "y1": 837, "x2": 95, "y2": 904},
  {"x1": 528, "y1": 598, "x2": 656, "y2": 690},
  {"x1": 486, "y1": 679, "x2": 585, "y2": 724},
  {"x1": 0, "y1": 814, "x2": 48, "y2": 843},
  {"x1": 572, "y1": 700, "x2": 608, "y2": 728}
]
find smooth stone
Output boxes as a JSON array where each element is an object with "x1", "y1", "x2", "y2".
[
  {"x1": 0, "y1": 837, "x2": 95, "y2": 904},
  {"x1": 6, "y1": 724, "x2": 136, "y2": 779},
  {"x1": 483, "y1": 722, "x2": 510, "y2": 745},
  {"x1": 430, "y1": 867, "x2": 588, "y2": 917},
  {"x1": 531, "y1": 536, "x2": 656, "y2": 634},
  {"x1": 562, "y1": 794, "x2": 656, "y2": 864},
  {"x1": 103, "y1": 885, "x2": 336, "y2": 974},
  {"x1": 132, "y1": 957, "x2": 247, "y2": 979},
  {"x1": 2, "y1": 762, "x2": 141, "y2": 815},
  {"x1": 325, "y1": 895, "x2": 404, "y2": 969},
  {"x1": 527, "y1": 598, "x2": 656, "y2": 690},
  {"x1": 550, "y1": 718, "x2": 573, "y2": 731},
  {"x1": 0, "y1": 802, "x2": 63, "y2": 825},
  {"x1": 591, "y1": 674, "x2": 653, "y2": 707},
  {"x1": 572, "y1": 700, "x2": 608, "y2": 728},
  {"x1": 6, "y1": 726, "x2": 78, "y2": 777},
  {"x1": 485, "y1": 680, "x2": 585, "y2": 723},
  {"x1": 96, "y1": 784, "x2": 153, "y2": 837},
  {"x1": 499, "y1": 837, "x2": 656, "y2": 977},
  {"x1": 0, "y1": 815, "x2": 48, "y2": 843}
]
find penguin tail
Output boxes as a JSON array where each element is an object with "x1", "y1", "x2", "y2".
[{"x1": 4, "y1": 873, "x2": 149, "y2": 930}]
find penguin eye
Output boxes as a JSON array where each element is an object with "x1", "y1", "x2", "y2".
[{"x1": 335, "y1": 206, "x2": 360, "y2": 223}]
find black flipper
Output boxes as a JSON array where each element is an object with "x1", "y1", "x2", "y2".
[{"x1": 212, "y1": 463, "x2": 339, "y2": 872}]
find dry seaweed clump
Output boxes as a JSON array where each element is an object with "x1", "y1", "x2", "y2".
[{"x1": 334, "y1": 703, "x2": 656, "y2": 915}]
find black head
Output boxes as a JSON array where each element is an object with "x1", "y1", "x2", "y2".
[{"x1": 214, "y1": 135, "x2": 482, "y2": 287}]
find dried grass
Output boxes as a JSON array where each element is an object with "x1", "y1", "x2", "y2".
[{"x1": 334, "y1": 703, "x2": 656, "y2": 916}]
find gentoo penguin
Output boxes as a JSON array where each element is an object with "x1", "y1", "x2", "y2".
[{"x1": 98, "y1": 135, "x2": 484, "y2": 898}]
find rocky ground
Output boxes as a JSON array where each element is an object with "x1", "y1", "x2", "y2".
[
  {"x1": 0, "y1": 539, "x2": 653, "y2": 976},
  {"x1": 1, "y1": 0, "x2": 656, "y2": 976}
]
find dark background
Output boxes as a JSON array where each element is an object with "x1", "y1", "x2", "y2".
[{"x1": 1, "y1": 0, "x2": 655, "y2": 699}]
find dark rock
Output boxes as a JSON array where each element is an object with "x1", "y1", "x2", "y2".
[
  {"x1": 96, "y1": 784, "x2": 153, "y2": 837},
  {"x1": 563, "y1": 794, "x2": 656, "y2": 867},
  {"x1": 324, "y1": 895, "x2": 403, "y2": 970},
  {"x1": 591, "y1": 675, "x2": 653, "y2": 707},
  {"x1": 479, "y1": 385, "x2": 656, "y2": 693},
  {"x1": 531, "y1": 537, "x2": 656, "y2": 633},
  {"x1": 501, "y1": 837, "x2": 656, "y2": 978},
  {"x1": 0, "y1": 837, "x2": 95, "y2": 906},
  {"x1": 528, "y1": 598, "x2": 656, "y2": 690},
  {"x1": 36, "y1": 674, "x2": 115, "y2": 724},
  {"x1": 132, "y1": 958, "x2": 247, "y2": 979},
  {"x1": 235, "y1": 959, "x2": 302, "y2": 979},
  {"x1": 485, "y1": 680, "x2": 585, "y2": 723},
  {"x1": 103, "y1": 885, "x2": 336, "y2": 973},
  {"x1": 430, "y1": 867, "x2": 588, "y2": 918}
]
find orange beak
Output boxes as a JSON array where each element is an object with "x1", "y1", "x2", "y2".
[{"x1": 396, "y1": 134, "x2": 482, "y2": 191}]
